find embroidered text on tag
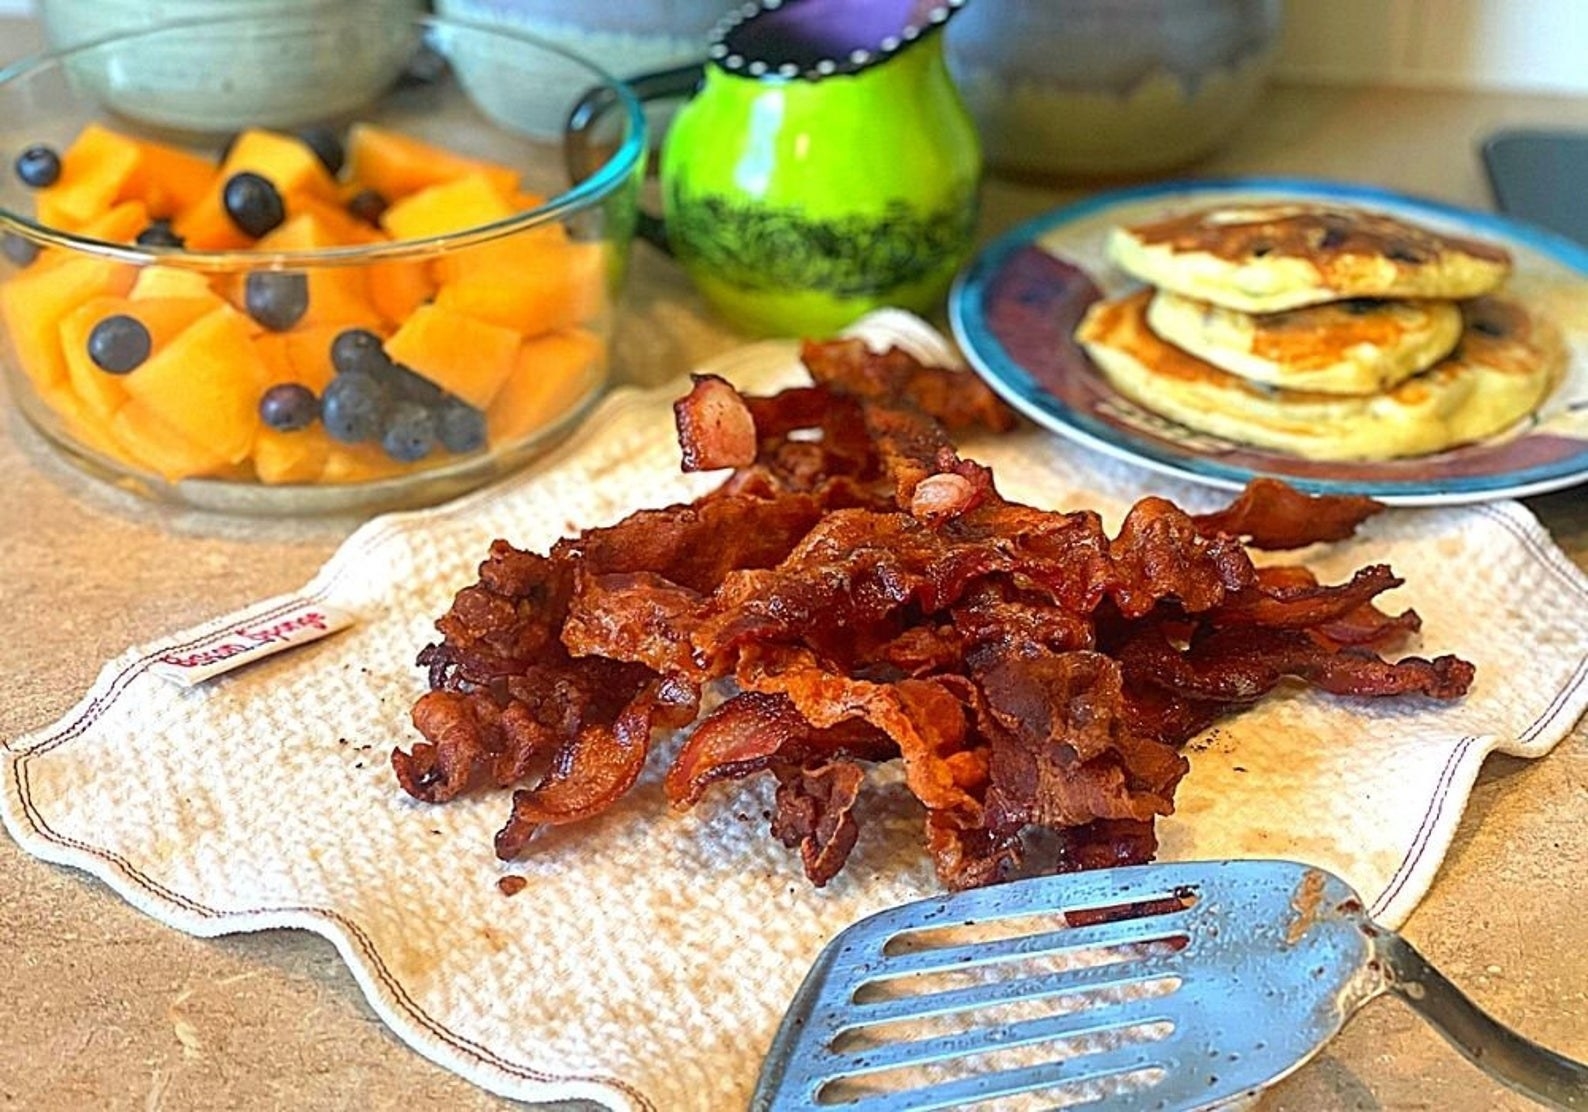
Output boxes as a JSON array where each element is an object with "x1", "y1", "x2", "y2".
[{"x1": 150, "y1": 600, "x2": 356, "y2": 687}]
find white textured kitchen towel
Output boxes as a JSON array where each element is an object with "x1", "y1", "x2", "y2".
[{"x1": 5, "y1": 311, "x2": 1588, "y2": 1111}]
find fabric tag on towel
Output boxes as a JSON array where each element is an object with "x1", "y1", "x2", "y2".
[{"x1": 148, "y1": 596, "x2": 356, "y2": 687}]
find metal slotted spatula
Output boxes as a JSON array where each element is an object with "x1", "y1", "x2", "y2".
[{"x1": 751, "y1": 859, "x2": 1588, "y2": 1111}]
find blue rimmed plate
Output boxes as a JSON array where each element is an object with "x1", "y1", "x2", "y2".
[{"x1": 949, "y1": 178, "x2": 1588, "y2": 505}]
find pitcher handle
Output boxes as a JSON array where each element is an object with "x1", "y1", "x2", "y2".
[{"x1": 564, "y1": 61, "x2": 705, "y2": 254}]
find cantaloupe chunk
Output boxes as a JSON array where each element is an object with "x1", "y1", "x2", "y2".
[
  {"x1": 122, "y1": 137, "x2": 219, "y2": 220},
  {"x1": 0, "y1": 255, "x2": 136, "y2": 390},
  {"x1": 383, "y1": 303, "x2": 520, "y2": 410},
  {"x1": 252, "y1": 332, "x2": 296, "y2": 386},
  {"x1": 227, "y1": 129, "x2": 340, "y2": 201},
  {"x1": 130, "y1": 265, "x2": 217, "y2": 301},
  {"x1": 253, "y1": 210, "x2": 338, "y2": 252},
  {"x1": 367, "y1": 260, "x2": 434, "y2": 326},
  {"x1": 174, "y1": 128, "x2": 341, "y2": 249},
  {"x1": 254, "y1": 425, "x2": 332, "y2": 484},
  {"x1": 379, "y1": 173, "x2": 516, "y2": 243},
  {"x1": 121, "y1": 304, "x2": 267, "y2": 463},
  {"x1": 280, "y1": 323, "x2": 350, "y2": 391},
  {"x1": 289, "y1": 195, "x2": 386, "y2": 246},
  {"x1": 30, "y1": 200, "x2": 151, "y2": 275},
  {"x1": 172, "y1": 195, "x2": 248, "y2": 251},
  {"x1": 320, "y1": 441, "x2": 405, "y2": 484},
  {"x1": 110, "y1": 401, "x2": 232, "y2": 481},
  {"x1": 35, "y1": 124, "x2": 143, "y2": 230},
  {"x1": 430, "y1": 223, "x2": 566, "y2": 284},
  {"x1": 59, "y1": 299, "x2": 132, "y2": 422},
  {"x1": 251, "y1": 322, "x2": 342, "y2": 394},
  {"x1": 435, "y1": 239, "x2": 607, "y2": 336},
  {"x1": 75, "y1": 199, "x2": 151, "y2": 246},
  {"x1": 347, "y1": 124, "x2": 519, "y2": 203},
  {"x1": 58, "y1": 295, "x2": 216, "y2": 421},
  {"x1": 488, "y1": 329, "x2": 605, "y2": 445}
]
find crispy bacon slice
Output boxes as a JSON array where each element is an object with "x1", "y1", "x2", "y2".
[
  {"x1": 771, "y1": 760, "x2": 868, "y2": 887},
  {"x1": 1231, "y1": 565, "x2": 1423, "y2": 649},
  {"x1": 925, "y1": 811, "x2": 1023, "y2": 891},
  {"x1": 1053, "y1": 818, "x2": 1160, "y2": 874},
  {"x1": 800, "y1": 338, "x2": 1016, "y2": 434},
  {"x1": 562, "y1": 493, "x2": 832, "y2": 594},
  {"x1": 1122, "y1": 624, "x2": 1474, "y2": 703},
  {"x1": 736, "y1": 647, "x2": 982, "y2": 820},
  {"x1": 976, "y1": 650, "x2": 1189, "y2": 830},
  {"x1": 665, "y1": 692, "x2": 895, "y2": 808},
  {"x1": 1316, "y1": 602, "x2": 1422, "y2": 649},
  {"x1": 396, "y1": 338, "x2": 1474, "y2": 891},
  {"x1": 1109, "y1": 496, "x2": 1256, "y2": 618},
  {"x1": 562, "y1": 571, "x2": 703, "y2": 675},
  {"x1": 675, "y1": 374, "x2": 758, "y2": 472},
  {"x1": 1192, "y1": 477, "x2": 1382, "y2": 550},
  {"x1": 1211, "y1": 564, "x2": 1404, "y2": 629},
  {"x1": 396, "y1": 691, "x2": 501, "y2": 803},
  {"x1": 494, "y1": 675, "x2": 699, "y2": 858}
]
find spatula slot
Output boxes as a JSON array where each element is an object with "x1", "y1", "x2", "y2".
[
  {"x1": 812, "y1": 1009, "x2": 1176, "y2": 1110},
  {"x1": 859, "y1": 919, "x2": 1192, "y2": 988},
  {"x1": 851, "y1": 944, "x2": 1185, "y2": 1007},
  {"x1": 834, "y1": 974, "x2": 1182, "y2": 1053},
  {"x1": 816, "y1": 1062, "x2": 1170, "y2": 1110},
  {"x1": 877, "y1": 890, "x2": 1197, "y2": 959}
]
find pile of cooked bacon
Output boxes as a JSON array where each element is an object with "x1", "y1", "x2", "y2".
[{"x1": 392, "y1": 339, "x2": 1474, "y2": 890}]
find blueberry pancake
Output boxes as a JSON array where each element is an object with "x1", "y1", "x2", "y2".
[
  {"x1": 1146, "y1": 290, "x2": 1464, "y2": 395},
  {"x1": 1108, "y1": 203, "x2": 1513, "y2": 313},
  {"x1": 1076, "y1": 289, "x2": 1562, "y2": 460}
]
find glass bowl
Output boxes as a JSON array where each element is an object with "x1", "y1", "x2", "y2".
[{"x1": 0, "y1": 12, "x2": 645, "y2": 514}]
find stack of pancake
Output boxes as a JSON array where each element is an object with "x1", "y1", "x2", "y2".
[{"x1": 1075, "y1": 203, "x2": 1564, "y2": 460}]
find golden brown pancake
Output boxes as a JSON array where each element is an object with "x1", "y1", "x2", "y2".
[
  {"x1": 1075, "y1": 289, "x2": 1562, "y2": 460},
  {"x1": 1145, "y1": 290, "x2": 1464, "y2": 395},
  {"x1": 1109, "y1": 203, "x2": 1513, "y2": 313}
]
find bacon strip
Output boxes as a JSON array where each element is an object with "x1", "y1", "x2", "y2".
[
  {"x1": 771, "y1": 761, "x2": 867, "y2": 888},
  {"x1": 1192, "y1": 477, "x2": 1382, "y2": 550},
  {"x1": 675, "y1": 374, "x2": 757, "y2": 472},
  {"x1": 494, "y1": 675, "x2": 699, "y2": 858}
]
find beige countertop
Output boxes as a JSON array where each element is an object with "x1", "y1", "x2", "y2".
[{"x1": 3, "y1": 18, "x2": 1588, "y2": 1110}]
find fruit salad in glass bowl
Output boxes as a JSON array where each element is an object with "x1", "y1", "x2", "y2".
[{"x1": 0, "y1": 12, "x2": 644, "y2": 514}]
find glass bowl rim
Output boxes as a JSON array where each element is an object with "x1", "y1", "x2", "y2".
[{"x1": 0, "y1": 10, "x2": 648, "y2": 271}]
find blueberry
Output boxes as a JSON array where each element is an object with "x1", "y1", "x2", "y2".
[
  {"x1": 380, "y1": 363, "x2": 446, "y2": 407},
  {"x1": 330, "y1": 327, "x2": 390, "y2": 378},
  {"x1": 2, "y1": 231, "x2": 39, "y2": 267},
  {"x1": 382, "y1": 401, "x2": 436, "y2": 463},
  {"x1": 321, "y1": 371, "x2": 388, "y2": 443},
  {"x1": 87, "y1": 315, "x2": 152, "y2": 374},
  {"x1": 222, "y1": 171, "x2": 286, "y2": 238},
  {"x1": 135, "y1": 220, "x2": 185, "y2": 249},
  {"x1": 259, "y1": 383, "x2": 320, "y2": 431},
  {"x1": 15, "y1": 145, "x2": 61, "y2": 188},
  {"x1": 245, "y1": 271, "x2": 309, "y2": 331},
  {"x1": 346, "y1": 188, "x2": 388, "y2": 227},
  {"x1": 436, "y1": 400, "x2": 487, "y2": 454},
  {"x1": 296, "y1": 126, "x2": 345, "y2": 176}
]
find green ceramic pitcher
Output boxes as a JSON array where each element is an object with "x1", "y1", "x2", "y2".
[{"x1": 575, "y1": 0, "x2": 981, "y2": 336}]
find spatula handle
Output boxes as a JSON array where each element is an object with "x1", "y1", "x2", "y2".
[{"x1": 1380, "y1": 932, "x2": 1588, "y2": 1109}]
